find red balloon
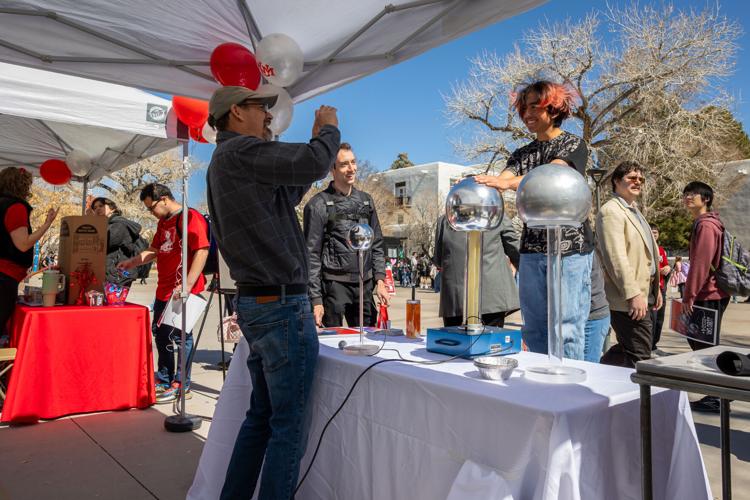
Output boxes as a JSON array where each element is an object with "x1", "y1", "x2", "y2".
[
  {"x1": 189, "y1": 126, "x2": 208, "y2": 143},
  {"x1": 40, "y1": 159, "x2": 72, "y2": 185},
  {"x1": 210, "y1": 43, "x2": 261, "y2": 90},
  {"x1": 172, "y1": 96, "x2": 209, "y2": 129}
]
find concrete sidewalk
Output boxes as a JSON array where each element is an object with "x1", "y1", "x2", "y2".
[{"x1": 0, "y1": 281, "x2": 748, "y2": 499}]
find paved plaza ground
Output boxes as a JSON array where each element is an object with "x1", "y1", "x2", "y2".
[{"x1": 0, "y1": 279, "x2": 748, "y2": 499}]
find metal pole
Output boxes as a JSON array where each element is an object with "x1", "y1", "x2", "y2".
[
  {"x1": 721, "y1": 398, "x2": 732, "y2": 499},
  {"x1": 547, "y1": 226, "x2": 563, "y2": 364},
  {"x1": 179, "y1": 143, "x2": 189, "y2": 417},
  {"x1": 81, "y1": 178, "x2": 88, "y2": 215},
  {"x1": 359, "y1": 249, "x2": 364, "y2": 342},
  {"x1": 641, "y1": 384, "x2": 653, "y2": 500},
  {"x1": 164, "y1": 141, "x2": 201, "y2": 432}
]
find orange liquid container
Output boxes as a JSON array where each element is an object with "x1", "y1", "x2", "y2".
[{"x1": 406, "y1": 299, "x2": 421, "y2": 338}]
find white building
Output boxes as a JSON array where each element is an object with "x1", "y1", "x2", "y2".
[{"x1": 372, "y1": 161, "x2": 479, "y2": 258}]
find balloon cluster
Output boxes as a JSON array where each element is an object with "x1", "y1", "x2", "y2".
[{"x1": 177, "y1": 34, "x2": 305, "y2": 138}]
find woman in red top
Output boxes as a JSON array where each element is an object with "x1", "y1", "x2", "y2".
[{"x1": 0, "y1": 167, "x2": 58, "y2": 337}]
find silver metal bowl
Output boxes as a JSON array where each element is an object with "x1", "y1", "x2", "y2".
[{"x1": 473, "y1": 356, "x2": 518, "y2": 380}]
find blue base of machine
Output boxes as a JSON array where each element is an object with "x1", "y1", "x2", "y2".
[{"x1": 426, "y1": 326, "x2": 522, "y2": 359}]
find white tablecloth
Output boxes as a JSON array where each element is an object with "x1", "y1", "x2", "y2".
[{"x1": 189, "y1": 335, "x2": 711, "y2": 500}]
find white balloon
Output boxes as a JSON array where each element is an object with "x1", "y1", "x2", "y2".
[
  {"x1": 202, "y1": 122, "x2": 217, "y2": 144},
  {"x1": 65, "y1": 150, "x2": 92, "y2": 176},
  {"x1": 256, "y1": 33, "x2": 304, "y2": 88},
  {"x1": 262, "y1": 84, "x2": 294, "y2": 136}
]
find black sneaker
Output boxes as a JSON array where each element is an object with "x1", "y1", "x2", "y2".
[{"x1": 690, "y1": 396, "x2": 721, "y2": 414}]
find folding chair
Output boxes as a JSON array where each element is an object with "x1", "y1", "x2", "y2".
[{"x1": 0, "y1": 348, "x2": 16, "y2": 402}]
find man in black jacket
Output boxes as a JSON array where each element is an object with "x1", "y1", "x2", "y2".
[{"x1": 304, "y1": 143, "x2": 389, "y2": 327}]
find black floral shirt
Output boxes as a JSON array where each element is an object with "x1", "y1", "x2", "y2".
[{"x1": 504, "y1": 131, "x2": 594, "y2": 255}]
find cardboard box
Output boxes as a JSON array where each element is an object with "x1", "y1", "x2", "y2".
[{"x1": 58, "y1": 215, "x2": 107, "y2": 304}]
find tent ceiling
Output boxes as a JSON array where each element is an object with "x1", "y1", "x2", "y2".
[
  {"x1": 0, "y1": 0, "x2": 546, "y2": 101},
  {"x1": 0, "y1": 62, "x2": 180, "y2": 182}
]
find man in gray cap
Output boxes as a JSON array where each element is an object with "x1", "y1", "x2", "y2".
[{"x1": 206, "y1": 85, "x2": 339, "y2": 500}]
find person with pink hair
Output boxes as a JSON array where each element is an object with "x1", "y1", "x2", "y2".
[{"x1": 476, "y1": 81, "x2": 593, "y2": 360}]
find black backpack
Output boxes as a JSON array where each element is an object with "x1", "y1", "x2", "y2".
[
  {"x1": 176, "y1": 208, "x2": 219, "y2": 276},
  {"x1": 712, "y1": 228, "x2": 750, "y2": 296}
]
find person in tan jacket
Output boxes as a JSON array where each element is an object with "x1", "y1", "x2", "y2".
[{"x1": 596, "y1": 161, "x2": 663, "y2": 367}]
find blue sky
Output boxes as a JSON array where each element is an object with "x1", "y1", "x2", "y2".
[{"x1": 184, "y1": 0, "x2": 749, "y2": 204}]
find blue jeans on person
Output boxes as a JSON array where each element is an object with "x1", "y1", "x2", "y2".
[
  {"x1": 519, "y1": 251, "x2": 593, "y2": 360},
  {"x1": 152, "y1": 298, "x2": 194, "y2": 386},
  {"x1": 220, "y1": 294, "x2": 319, "y2": 500},
  {"x1": 584, "y1": 314, "x2": 610, "y2": 363}
]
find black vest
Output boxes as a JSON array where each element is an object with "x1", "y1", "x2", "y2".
[{"x1": 0, "y1": 195, "x2": 34, "y2": 271}]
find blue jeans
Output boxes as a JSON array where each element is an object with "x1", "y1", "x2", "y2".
[
  {"x1": 519, "y1": 251, "x2": 592, "y2": 360},
  {"x1": 152, "y1": 298, "x2": 194, "y2": 386},
  {"x1": 584, "y1": 314, "x2": 610, "y2": 363},
  {"x1": 221, "y1": 294, "x2": 319, "y2": 500}
]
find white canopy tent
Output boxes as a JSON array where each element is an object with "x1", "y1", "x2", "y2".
[
  {"x1": 0, "y1": 61, "x2": 180, "y2": 186},
  {"x1": 0, "y1": 0, "x2": 545, "y2": 102},
  {"x1": 0, "y1": 0, "x2": 548, "y2": 432}
]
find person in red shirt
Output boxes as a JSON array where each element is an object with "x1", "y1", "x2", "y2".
[
  {"x1": 118, "y1": 183, "x2": 209, "y2": 403},
  {"x1": 650, "y1": 225, "x2": 671, "y2": 351},
  {"x1": 0, "y1": 167, "x2": 58, "y2": 338}
]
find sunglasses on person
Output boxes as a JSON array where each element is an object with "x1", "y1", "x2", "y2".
[
  {"x1": 623, "y1": 174, "x2": 646, "y2": 184},
  {"x1": 238, "y1": 99, "x2": 270, "y2": 112}
]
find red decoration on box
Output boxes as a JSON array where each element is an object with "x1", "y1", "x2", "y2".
[{"x1": 69, "y1": 262, "x2": 99, "y2": 305}]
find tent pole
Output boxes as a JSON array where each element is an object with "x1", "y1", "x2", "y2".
[
  {"x1": 81, "y1": 178, "x2": 88, "y2": 215},
  {"x1": 165, "y1": 140, "x2": 201, "y2": 433}
]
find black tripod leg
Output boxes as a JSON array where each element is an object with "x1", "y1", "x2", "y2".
[
  {"x1": 185, "y1": 276, "x2": 216, "y2": 381},
  {"x1": 218, "y1": 289, "x2": 226, "y2": 381}
]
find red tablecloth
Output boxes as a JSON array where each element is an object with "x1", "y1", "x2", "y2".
[{"x1": 1, "y1": 304, "x2": 155, "y2": 423}]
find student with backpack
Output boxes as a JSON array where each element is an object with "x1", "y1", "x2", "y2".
[
  {"x1": 117, "y1": 183, "x2": 209, "y2": 403},
  {"x1": 682, "y1": 181, "x2": 730, "y2": 413}
]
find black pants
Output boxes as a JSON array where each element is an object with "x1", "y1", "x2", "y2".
[
  {"x1": 443, "y1": 312, "x2": 506, "y2": 328},
  {"x1": 651, "y1": 287, "x2": 667, "y2": 349},
  {"x1": 687, "y1": 297, "x2": 730, "y2": 351},
  {"x1": 152, "y1": 298, "x2": 194, "y2": 385},
  {"x1": 601, "y1": 310, "x2": 653, "y2": 368},
  {"x1": 0, "y1": 274, "x2": 18, "y2": 337},
  {"x1": 322, "y1": 279, "x2": 377, "y2": 327}
]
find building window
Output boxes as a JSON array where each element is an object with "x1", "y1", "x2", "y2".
[
  {"x1": 394, "y1": 181, "x2": 411, "y2": 206},
  {"x1": 397, "y1": 214, "x2": 404, "y2": 224}
]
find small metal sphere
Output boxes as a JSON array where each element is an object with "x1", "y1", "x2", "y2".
[
  {"x1": 516, "y1": 164, "x2": 591, "y2": 227},
  {"x1": 445, "y1": 176, "x2": 504, "y2": 232},
  {"x1": 348, "y1": 223, "x2": 374, "y2": 250}
]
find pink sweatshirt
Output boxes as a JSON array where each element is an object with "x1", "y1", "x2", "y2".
[{"x1": 683, "y1": 212, "x2": 729, "y2": 303}]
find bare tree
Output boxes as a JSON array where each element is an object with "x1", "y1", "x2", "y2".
[
  {"x1": 404, "y1": 194, "x2": 443, "y2": 257},
  {"x1": 29, "y1": 183, "x2": 82, "y2": 257},
  {"x1": 95, "y1": 150, "x2": 203, "y2": 239},
  {"x1": 445, "y1": 2, "x2": 742, "y2": 218}
]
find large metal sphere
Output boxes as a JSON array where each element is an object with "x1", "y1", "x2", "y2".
[
  {"x1": 348, "y1": 223, "x2": 374, "y2": 250},
  {"x1": 445, "y1": 176, "x2": 504, "y2": 232},
  {"x1": 516, "y1": 164, "x2": 591, "y2": 227}
]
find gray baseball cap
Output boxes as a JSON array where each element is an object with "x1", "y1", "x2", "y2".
[{"x1": 208, "y1": 86, "x2": 278, "y2": 121}]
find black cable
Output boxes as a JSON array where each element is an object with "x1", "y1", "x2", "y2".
[{"x1": 294, "y1": 325, "x2": 487, "y2": 494}]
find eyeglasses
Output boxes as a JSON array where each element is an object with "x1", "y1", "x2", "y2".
[
  {"x1": 682, "y1": 193, "x2": 698, "y2": 199},
  {"x1": 624, "y1": 175, "x2": 646, "y2": 184},
  {"x1": 145, "y1": 198, "x2": 162, "y2": 212},
  {"x1": 238, "y1": 100, "x2": 269, "y2": 113}
]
